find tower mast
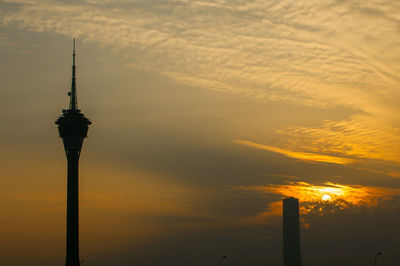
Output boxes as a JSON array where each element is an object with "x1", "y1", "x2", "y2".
[
  {"x1": 70, "y1": 38, "x2": 77, "y2": 111},
  {"x1": 55, "y1": 39, "x2": 91, "y2": 266}
]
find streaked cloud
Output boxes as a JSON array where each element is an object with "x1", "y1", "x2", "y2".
[
  {"x1": 0, "y1": 0, "x2": 397, "y2": 105},
  {"x1": 235, "y1": 139, "x2": 353, "y2": 165},
  {"x1": 275, "y1": 115, "x2": 400, "y2": 162},
  {"x1": 2, "y1": 0, "x2": 400, "y2": 165}
]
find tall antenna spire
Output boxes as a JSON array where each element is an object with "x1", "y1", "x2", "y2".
[{"x1": 69, "y1": 38, "x2": 77, "y2": 110}]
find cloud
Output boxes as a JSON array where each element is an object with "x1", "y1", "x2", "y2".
[
  {"x1": 2, "y1": 0, "x2": 400, "y2": 171},
  {"x1": 252, "y1": 181, "x2": 400, "y2": 209},
  {"x1": 2, "y1": 0, "x2": 400, "y2": 163},
  {"x1": 2, "y1": 0, "x2": 400, "y2": 166},
  {"x1": 236, "y1": 181, "x2": 400, "y2": 229},
  {"x1": 235, "y1": 139, "x2": 353, "y2": 165},
  {"x1": 274, "y1": 115, "x2": 400, "y2": 162},
  {"x1": 0, "y1": 0, "x2": 398, "y2": 105}
]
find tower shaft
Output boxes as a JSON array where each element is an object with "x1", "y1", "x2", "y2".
[
  {"x1": 283, "y1": 197, "x2": 302, "y2": 266},
  {"x1": 66, "y1": 152, "x2": 80, "y2": 266}
]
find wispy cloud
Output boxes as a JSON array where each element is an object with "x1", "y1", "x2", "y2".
[
  {"x1": 2, "y1": 0, "x2": 400, "y2": 165},
  {"x1": 1, "y1": 0, "x2": 399, "y2": 106},
  {"x1": 274, "y1": 115, "x2": 400, "y2": 162},
  {"x1": 235, "y1": 139, "x2": 353, "y2": 165}
]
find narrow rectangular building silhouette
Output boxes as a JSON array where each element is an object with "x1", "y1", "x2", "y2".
[{"x1": 283, "y1": 197, "x2": 302, "y2": 266}]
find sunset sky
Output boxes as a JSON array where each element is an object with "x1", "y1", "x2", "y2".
[{"x1": 2, "y1": 0, "x2": 400, "y2": 265}]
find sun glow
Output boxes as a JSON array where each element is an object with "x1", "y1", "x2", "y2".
[
  {"x1": 322, "y1": 194, "x2": 332, "y2": 201},
  {"x1": 265, "y1": 182, "x2": 372, "y2": 208},
  {"x1": 235, "y1": 182, "x2": 400, "y2": 229},
  {"x1": 239, "y1": 181, "x2": 400, "y2": 215}
]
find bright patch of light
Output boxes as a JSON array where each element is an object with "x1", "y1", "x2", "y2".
[
  {"x1": 322, "y1": 194, "x2": 332, "y2": 201},
  {"x1": 239, "y1": 181, "x2": 399, "y2": 215}
]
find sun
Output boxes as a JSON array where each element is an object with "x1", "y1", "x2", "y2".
[{"x1": 322, "y1": 194, "x2": 332, "y2": 201}]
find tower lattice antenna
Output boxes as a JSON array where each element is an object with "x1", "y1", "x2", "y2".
[{"x1": 69, "y1": 38, "x2": 78, "y2": 111}]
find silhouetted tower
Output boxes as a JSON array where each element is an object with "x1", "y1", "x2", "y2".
[
  {"x1": 283, "y1": 197, "x2": 302, "y2": 266},
  {"x1": 55, "y1": 39, "x2": 91, "y2": 266}
]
